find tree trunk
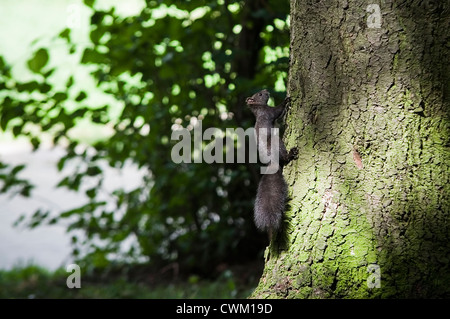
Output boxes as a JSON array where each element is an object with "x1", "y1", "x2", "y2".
[{"x1": 252, "y1": 0, "x2": 450, "y2": 298}]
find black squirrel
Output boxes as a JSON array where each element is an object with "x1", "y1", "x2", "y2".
[{"x1": 245, "y1": 89, "x2": 298, "y2": 237}]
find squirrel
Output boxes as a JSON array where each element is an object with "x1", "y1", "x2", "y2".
[{"x1": 245, "y1": 89, "x2": 298, "y2": 237}]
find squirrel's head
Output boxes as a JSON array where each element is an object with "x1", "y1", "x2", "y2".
[{"x1": 246, "y1": 89, "x2": 270, "y2": 106}]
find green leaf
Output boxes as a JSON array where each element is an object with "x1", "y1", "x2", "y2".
[
  {"x1": 43, "y1": 68, "x2": 55, "y2": 77},
  {"x1": 20, "y1": 184, "x2": 33, "y2": 197},
  {"x1": 13, "y1": 214, "x2": 25, "y2": 227},
  {"x1": 30, "y1": 137, "x2": 40, "y2": 150},
  {"x1": 11, "y1": 164, "x2": 25, "y2": 175},
  {"x1": 12, "y1": 125, "x2": 22, "y2": 136},
  {"x1": 59, "y1": 28, "x2": 71, "y2": 42},
  {"x1": 27, "y1": 48, "x2": 49, "y2": 73},
  {"x1": 83, "y1": 0, "x2": 95, "y2": 8},
  {"x1": 90, "y1": 27, "x2": 103, "y2": 44},
  {"x1": 86, "y1": 165, "x2": 101, "y2": 176},
  {"x1": 53, "y1": 92, "x2": 68, "y2": 102},
  {"x1": 16, "y1": 81, "x2": 39, "y2": 92},
  {"x1": 66, "y1": 76, "x2": 74, "y2": 88},
  {"x1": 75, "y1": 91, "x2": 87, "y2": 101},
  {"x1": 39, "y1": 82, "x2": 52, "y2": 93},
  {"x1": 86, "y1": 188, "x2": 97, "y2": 199},
  {"x1": 81, "y1": 48, "x2": 104, "y2": 64}
]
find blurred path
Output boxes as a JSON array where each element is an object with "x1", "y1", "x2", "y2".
[{"x1": 0, "y1": 141, "x2": 144, "y2": 271}]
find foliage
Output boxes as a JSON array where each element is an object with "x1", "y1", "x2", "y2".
[
  {"x1": 0, "y1": 263, "x2": 258, "y2": 298},
  {"x1": 0, "y1": 0, "x2": 290, "y2": 273}
]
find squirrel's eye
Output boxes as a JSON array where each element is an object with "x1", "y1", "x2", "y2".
[{"x1": 258, "y1": 93, "x2": 262, "y2": 96}]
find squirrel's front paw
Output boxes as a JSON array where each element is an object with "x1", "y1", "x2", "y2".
[
  {"x1": 284, "y1": 96, "x2": 291, "y2": 107},
  {"x1": 289, "y1": 147, "x2": 299, "y2": 161}
]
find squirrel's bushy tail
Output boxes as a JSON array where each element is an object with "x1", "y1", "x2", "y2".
[{"x1": 254, "y1": 170, "x2": 287, "y2": 234}]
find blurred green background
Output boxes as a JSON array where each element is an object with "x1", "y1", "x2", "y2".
[{"x1": 0, "y1": 0, "x2": 290, "y2": 298}]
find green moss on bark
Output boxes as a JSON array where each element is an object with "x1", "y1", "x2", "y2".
[{"x1": 251, "y1": 0, "x2": 450, "y2": 299}]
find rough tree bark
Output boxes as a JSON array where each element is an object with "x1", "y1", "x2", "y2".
[{"x1": 252, "y1": 0, "x2": 450, "y2": 298}]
